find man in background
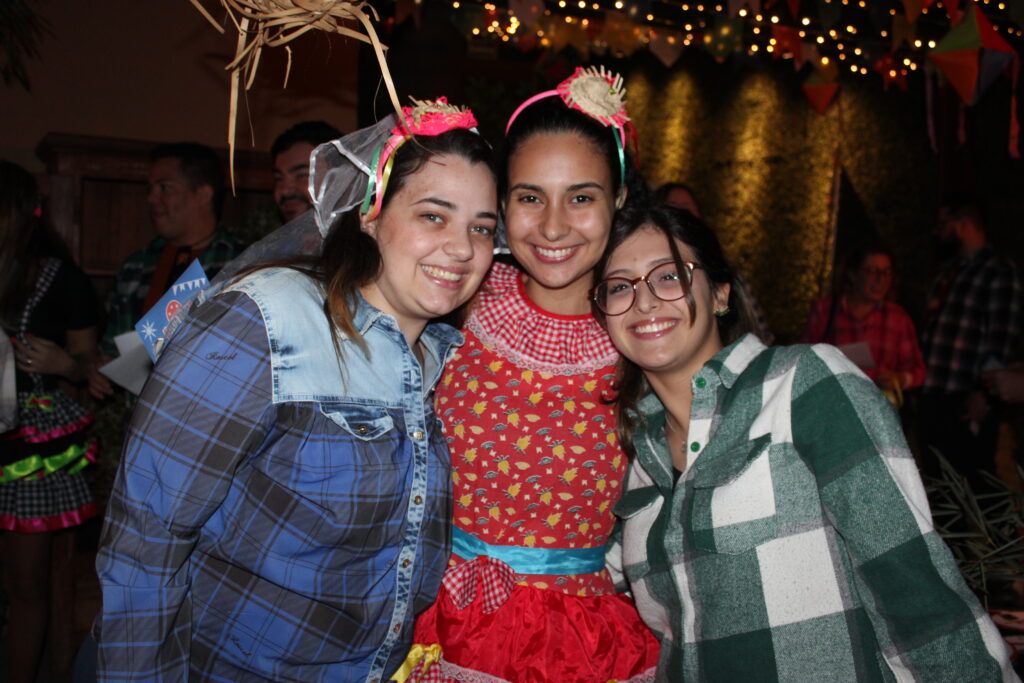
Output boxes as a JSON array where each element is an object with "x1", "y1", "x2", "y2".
[
  {"x1": 89, "y1": 142, "x2": 245, "y2": 398},
  {"x1": 918, "y1": 198, "x2": 1022, "y2": 487},
  {"x1": 271, "y1": 120, "x2": 342, "y2": 222}
]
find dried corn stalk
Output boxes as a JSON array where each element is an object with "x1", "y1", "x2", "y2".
[{"x1": 188, "y1": 0, "x2": 402, "y2": 190}]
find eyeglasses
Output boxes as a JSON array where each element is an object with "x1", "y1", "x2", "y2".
[{"x1": 592, "y1": 261, "x2": 702, "y2": 316}]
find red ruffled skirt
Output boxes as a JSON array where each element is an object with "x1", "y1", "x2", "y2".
[{"x1": 398, "y1": 557, "x2": 660, "y2": 683}]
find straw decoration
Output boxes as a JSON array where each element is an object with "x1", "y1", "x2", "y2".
[{"x1": 188, "y1": 0, "x2": 402, "y2": 190}]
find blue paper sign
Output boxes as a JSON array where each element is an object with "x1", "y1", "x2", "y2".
[{"x1": 135, "y1": 259, "x2": 209, "y2": 361}]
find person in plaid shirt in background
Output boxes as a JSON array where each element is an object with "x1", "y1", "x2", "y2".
[
  {"x1": 918, "y1": 198, "x2": 1023, "y2": 489},
  {"x1": 88, "y1": 143, "x2": 244, "y2": 400},
  {"x1": 595, "y1": 203, "x2": 1016, "y2": 681},
  {"x1": 800, "y1": 243, "x2": 926, "y2": 405}
]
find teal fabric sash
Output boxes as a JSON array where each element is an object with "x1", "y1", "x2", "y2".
[{"x1": 452, "y1": 527, "x2": 606, "y2": 575}]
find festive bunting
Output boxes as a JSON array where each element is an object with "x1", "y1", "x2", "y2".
[
  {"x1": 875, "y1": 54, "x2": 908, "y2": 90},
  {"x1": 929, "y1": 5, "x2": 1017, "y2": 104},
  {"x1": 803, "y1": 70, "x2": 840, "y2": 114},
  {"x1": 771, "y1": 24, "x2": 804, "y2": 67},
  {"x1": 649, "y1": 28, "x2": 685, "y2": 67},
  {"x1": 890, "y1": 13, "x2": 917, "y2": 51},
  {"x1": 509, "y1": 0, "x2": 544, "y2": 28},
  {"x1": 705, "y1": 15, "x2": 744, "y2": 61}
]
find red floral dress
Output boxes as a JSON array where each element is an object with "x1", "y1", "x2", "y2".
[{"x1": 402, "y1": 263, "x2": 659, "y2": 683}]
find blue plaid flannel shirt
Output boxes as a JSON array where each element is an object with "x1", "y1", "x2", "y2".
[{"x1": 95, "y1": 268, "x2": 459, "y2": 682}]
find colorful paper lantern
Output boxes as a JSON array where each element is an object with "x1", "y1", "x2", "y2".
[{"x1": 929, "y1": 5, "x2": 1017, "y2": 104}]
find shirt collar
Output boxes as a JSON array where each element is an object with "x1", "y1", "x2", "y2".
[
  {"x1": 350, "y1": 291, "x2": 464, "y2": 355},
  {"x1": 632, "y1": 333, "x2": 767, "y2": 422}
]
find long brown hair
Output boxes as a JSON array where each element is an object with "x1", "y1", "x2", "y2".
[{"x1": 594, "y1": 203, "x2": 757, "y2": 457}]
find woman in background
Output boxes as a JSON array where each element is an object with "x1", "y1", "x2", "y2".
[
  {"x1": 801, "y1": 244, "x2": 925, "y2": 404},
  {"x1": 596, "y1": 203, "x2": 1014, "y2": 681},
  {"x1": 0, "y1": 160, "x2": 100, "y2": 683}
]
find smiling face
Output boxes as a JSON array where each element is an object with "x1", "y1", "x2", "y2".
[
  {"x1": 849, "y1": 252, "x2": 893, "y2": 305},
  {"x1": 602, "y1": 226, "x2": 729, "y2": 379},
  {"x1": 359, "y1": 153, "x2": 497, "y2": 340},
  {"x1": 505, "y1": 131, "x2": 619, "y2": 314},
  {"x1": 273, "y1": 142, "x2": 316, "y2": 222}
]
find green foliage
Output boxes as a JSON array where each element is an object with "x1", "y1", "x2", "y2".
[
  {"x1": 925, "y1": 454, "x2": 1024, "y2": 607},
  {"x1": 0, "y1": 0, "x2": 48, "y2": 91}
]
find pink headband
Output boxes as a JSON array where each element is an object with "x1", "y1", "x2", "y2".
[{"x1": 361, "y1": 97, "x2": 479, "y2": 221}]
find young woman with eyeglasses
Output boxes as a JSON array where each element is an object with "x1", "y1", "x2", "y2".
[{"x1": 593, "y1": 203, "x2": 1015, "y2": 681}]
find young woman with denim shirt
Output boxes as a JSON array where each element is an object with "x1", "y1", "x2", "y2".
[{"x1": 95, "y1": 101, "x2": 499, "y2": 682}]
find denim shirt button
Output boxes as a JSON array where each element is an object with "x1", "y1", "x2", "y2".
[
  {"x1": 356, "y1": 424, "x2": 369, "y2": 435},
  {"x1": 402, "y1": 558, "x2": 411, "y2": 568},
  {"x1": 412, "y1": 429, "x2": 425, "y2": 441},
  {"x1": 414, "y1": 495, "x2": 423, "y2": 505}
]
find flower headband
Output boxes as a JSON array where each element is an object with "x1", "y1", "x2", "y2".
[
  {"x1": 360, "y1": 97, "x2": 479, "y2": 221},
  {"x1": 505, "y1": 66, "x2": 635, "y2": 188}
]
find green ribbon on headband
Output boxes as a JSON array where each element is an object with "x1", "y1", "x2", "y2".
[
  {"x1": 359, "y1": 142, "x2": 384, "y2": 216},
  {"x1": 614, "y1": 132, "x2": 625, "y2": 190}
]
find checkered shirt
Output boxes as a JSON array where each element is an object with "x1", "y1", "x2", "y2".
[
  {"x1": 95, "y1": 290, "x2": 457, "y2": 682},
  {"x1": 921, "y1": 246, "x2": 1023, "y2": 394},
  {"x1": 468, "y1": 262, "x2": 617, "y2": 375},
  {"x1": 99, "y1": 230, "x2": 245, "y2": 356},
  {"x1": 613, "y1": 334, "x2": 1015, "y2": 682},
  {"x1": 800, "y1": 297, "x2": 926, "y2": 390}
]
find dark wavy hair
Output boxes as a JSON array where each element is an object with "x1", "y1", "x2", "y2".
[{"x1": 595, "y1": 203, "x2": 757, "y2": 457}]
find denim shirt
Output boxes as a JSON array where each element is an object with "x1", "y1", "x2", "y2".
[{"x1": 96, "y1": 267, "x2": 461, "y2": 682}]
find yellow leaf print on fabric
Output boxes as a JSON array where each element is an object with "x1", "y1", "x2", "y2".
[
  {"x1": 524, "y1": 534, "x2": 537, "y2": 547},
  {"x1": 514, "y1": 462, "x2": 530, "y2": 470},
  {"x1": 497, "y1": 459, "x2": 510, "y2": 475},
  {"x1": 583, "y1": 379, "x2": 597, "y2": 393},
  {"x1": 506, "y1": 483, "x2": 522, "y2": 498},
  {"x1": 552, "y1": 444, "x2": 566, "y2": 459},
  {"x1": 579, "y1": 522, "x2": 590, "y2": 534},
  {"x1": 545, "y1": 513, "x2": 562, "y2": 528},
  {"x1": 458, "y1": 493, "x2": 473, "y2": 508},
  {"x1": 462, "y1": 448, "x2": 478, "y2": 463},
  {"x1": 525, "y1": 414, "x2": 541, "y2": 422},
  {"x1": 514, "y1": 435, "x2": 531, "y2": 453},
  {"x1": 558, "y1": 492, "x2": 573, "y2": 501},
  {"x1": 484, "y1": 381, "x2": 498, "y2": 389},
  {"x1": 540, "y1": 490, "x2": 554, "y2": 504},
  {"x1": 454, "y1": 424, "x2": 466, "y2": 439},
  {"x1": 561, "y1": 468, "x2": 578, "y2": 484},
  {"x1": 542, "y1": 536, "x2": 557, "y2": 544},
  {"x1": 473, "y1": 401, "x2": 487, "y2": 416},
  {"x1": 528, "y1": 392, "x2": 544, "y2": 405},
  {"x1": 521, "y1": 369, "x2": 534, "y2": 383},
  {"x1": 563, "y1": 400, "x2": 576, "y2": 413},
  {"x1": 570, "y1": 446, "x2": 586, "y2": 455},
  {"x1": 572, "y1": 422, "x2": 587, "y2": 437},
  {"x1": 459, "y1": 516, "x2": 473, "y2": 526},
  {"x1": 507, "y1": 411, "x2": 520, "y2": 427},
  {"x1": 469, "y1": 425, "x2": 485, "y2": 435},
  {"x1": 607, "y1": 432, "x2": 617, "y2": 446},
  {"x1": 489, "y1": 506, "x2": 501, "y2": 520},
  {"x1": 581, "y1": 401, "x2": 596, "y2": 410},
  {"x1": 467, "y1": 379, "x2": 479, "y2": 392},
  {"x1": 488, "y1": 360, "x2": 504, "y2": 374},
  {"x1": 596, "y1": 479, "x2": 607, "y2": 492}
]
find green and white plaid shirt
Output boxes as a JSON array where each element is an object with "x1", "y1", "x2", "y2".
[{"x1": 612, "y1": 334, "x2": 1015, "y2": 682}]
